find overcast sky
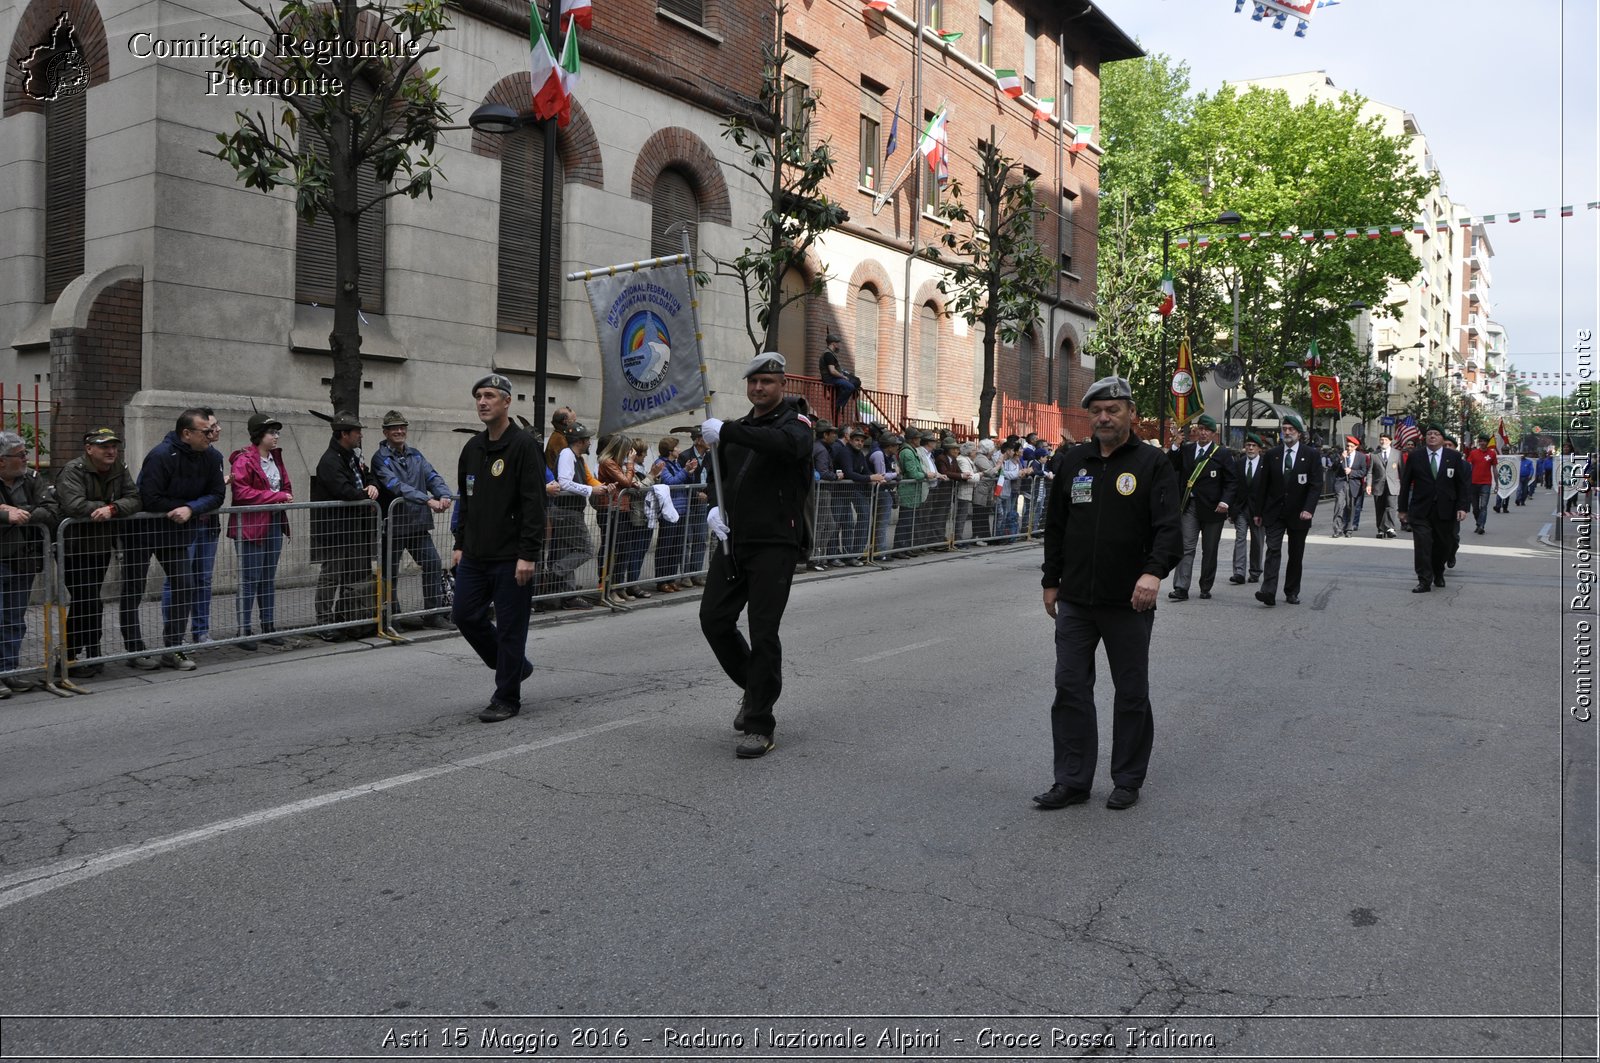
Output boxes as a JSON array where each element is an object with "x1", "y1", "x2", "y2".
[{"x1": 1099, "y1": 0, "x2": 1599, "y2": 393}]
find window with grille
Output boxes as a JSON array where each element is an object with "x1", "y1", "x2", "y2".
[
  {"x1": 658, "y1": 0, "x2": 702, "y2": 25},
  {"x1": 1061, "y1": 49, "x2": 1076, "y2": 122},
  {"x1": 44, "y1": 88, "x2": 86, "y2": 303},
  {"x1": 859, "y1": 82, "x2": 883, "y2": 190},
  {"x1": 1058, "y1": 338, "x2": 1074, "y2": 406},
  {"x1": 1059, "y1": 188, "x2": 1076, "y2": 273},
  {"x1": 918, "y1": 304, "x2": 939, "y2": 407},
  {"x1": 1018, "y1": 332, "x2": 1034, "y2": 401},
  {"x1": 495, "y1": 124, "x2": 564, "y2": 336},
  {"x1": 650, "y1": 167, "x2": 698, "y2": 259},
  {"x1": 978, "y1": 0, "x2": 993, "y2": 66},
  {"x1": 295, "y1": 88, "x2": 387, "y2": 313},
  {"x1": 1023, "y1": 15, "x2": 1037, "y2": 96}
]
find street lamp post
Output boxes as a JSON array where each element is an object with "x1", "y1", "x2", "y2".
[
  {"x1": 1157, "y1": 209, "x2": 1241, "y2": 445},
  {"x1": 470, "y1": 64, "x2": 560, "y2": 436}
]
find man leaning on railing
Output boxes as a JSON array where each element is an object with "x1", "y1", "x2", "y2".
[
  {"x1": 56, "y1": 428, "x2": 142, "y2": 677},
  {"x1": 0, "y1": 430, "x2": 58, "y2": 693}
]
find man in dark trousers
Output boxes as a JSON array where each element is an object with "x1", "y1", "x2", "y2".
[
  {"x1": 1228, "y1": 432, "x2": 1266, "y2": 584},
  {"x1": 698, "y1": 352, "x2": 814, "y2": 759},
  {"x1": 1366, "y1": 431, "x2": 1402, "y2": 538},
  {"x1": 818, "y1": 331, "x2": 857, "y2": 425},
  {"x1": 1166, "y1": 413, "x2": 1235, "y2": 601},
  {"x1": 452, "y1": 373, "x2": 546, "y2": 721},
  {"x1": 1035, "y1": 376, "x2": 1181, "y2": 813},
  {"x1": 310, "y1": 412, "x2": 379, "y2": 639},
  {"x1": 1398, "y1": 423, "x2": 1471, "y2": 593},
  {"x1": 1330, "y1": 435, "x2": 1371, "y2": 537},
  {"x1": 1251, "y1": 413, "x2": 1322, "y2": 607}
]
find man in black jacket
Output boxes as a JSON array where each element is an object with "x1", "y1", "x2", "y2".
[
  {"x1": 1166, "y1": 413, "x2": 1236, "y2": 601},
  {"x1": 1251, "y1": 414, "x2": 1323, "y2": 607},
  {"x1": 698, "y1": 353, "x2": 814, "y2": 759},
  {"x1": 310, "y1": 412, "x2": 379, "y2": 639},
  {"x1": 452, "y1": 374, "x2": 546, "y2": 721},
  {"x1": 1036, "y1": 376, "x2": 1181, "y2": 812},
  {"x1": 120, "y1": 408, "x2": 226, "y2": 670},
  {"x1": 1398, "y1": 423, "x2": 1471, "y2": 593}
]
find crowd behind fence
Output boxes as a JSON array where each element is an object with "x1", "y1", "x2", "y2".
[{"x1": 0, "y1": 482, "x2": 1055, "y2": 695}]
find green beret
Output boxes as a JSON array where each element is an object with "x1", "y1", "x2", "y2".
[
  {"x1": 1195, "y1": 414, "x2": 1217, "y2": 431},
  {"x1": 1244, "y1": 432, "x2": 1265, "y2": 447},
  {"x1": 1281, "y1": 414, "x2": 1305, "y2": 435}
]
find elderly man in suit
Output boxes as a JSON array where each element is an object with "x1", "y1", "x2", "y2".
[
  {"x1": 1228, "y1": 432, "x2": 1267, "y2": 584},
  {"x1": 1330, "y1": 435, "x2": 1371, "y2": 538},
  {"x1": 1398, "y1": 423, "x2": 1471, "y2": 593},
  {"x1": 1366, "y1": 432, "x2": 1402, "y2": 538},
  {"x1": 1167, "y1": 414, "x2": 1236, "y2": 601},
  {"x1": 1251, "y1": 414, "x2": 1322, "y2": 607}
]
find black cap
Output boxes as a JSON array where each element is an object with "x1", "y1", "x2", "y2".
[
  {"x1": 247, "y1": 413, "x2": 283, "y2": 436},
  {"x1": 330, "y1": 411, "x2": 363, "y2": 431},
  {"x1": 567, "y1": 422, "x2": 594, "y2": 440}
]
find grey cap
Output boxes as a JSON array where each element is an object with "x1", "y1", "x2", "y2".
[
  {"x1": 330, "y1": 411, "x2": 363, "y2": 431},
  {"x1": 1081, "y1": 376, "x2": 1134, "y2": 407},
  {"x1": 472, "y1": 373, "x2": 514, "y2": 397},
  {"x1": 744, "y1": 352, "x2": 787, "y2": 378}
]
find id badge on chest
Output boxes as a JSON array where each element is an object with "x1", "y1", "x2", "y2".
[{"x1": 1071, "y1": 474, "x2": 1094, "y2": 505}]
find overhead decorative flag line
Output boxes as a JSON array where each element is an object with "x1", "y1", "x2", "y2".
[{"x1": 1168, "y1": 201, "x2": 1600, "y2": 250}]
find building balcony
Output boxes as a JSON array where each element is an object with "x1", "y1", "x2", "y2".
[
  {"x1": 1466, "y1": 315, "x2": 1484, "y2": 335},
  {"x1": 1468, "y1": 254, "x2": 1493, "y2": 287},
  {"x1": 1467, "y1": 286, "x2": 1492, "y2": 317}
]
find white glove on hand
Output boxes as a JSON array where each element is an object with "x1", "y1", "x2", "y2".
[
  {"x1": 707, "y1": 506, "x2": 730, "y2": 543},
  {"x1": 701, "y1": 418, "x2": 724, "y2": 446}
]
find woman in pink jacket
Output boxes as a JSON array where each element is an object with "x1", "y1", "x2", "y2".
[{"x1": 228, "y1": 413, "x2": 293, "y2": 649}]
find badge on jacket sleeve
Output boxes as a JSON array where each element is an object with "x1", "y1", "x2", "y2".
[{"x1": 1116, "y1": 473, "x2": 1137, "y2": 496}]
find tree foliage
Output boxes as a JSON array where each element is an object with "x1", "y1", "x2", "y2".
[
  {"x1": 924, "y1": 140, "x2": 1054, "y2": 437},
  {"x1": 715, "y1": 5, "x2": 845, "y2": 357},
  {"x1": 1095, "y1": 57, "x2": 1435, "y2": 420},
  {"x1": 211, "y1": 0, "x2": 454, "y2": 416}
]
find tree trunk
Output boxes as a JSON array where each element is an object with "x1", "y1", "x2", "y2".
[{"x1": 326, "y1": 113, "x2": 363, "y2": 418}]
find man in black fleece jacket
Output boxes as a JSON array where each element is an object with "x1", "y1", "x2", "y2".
[
  {"x1": 119, "y1": 408, "x2": 226, "y2": 670},
  {"x1": 452, "y1": 374, "x2": 546, "y2": 722}
]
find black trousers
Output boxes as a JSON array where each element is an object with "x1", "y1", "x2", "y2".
[
  {"x1": 1412, "y1": 514, "x2": 1458, "y2": 582},
  {"x1": 1372, "y1": 490, "x2": 1396, "y2": 534},
  {"x1": 64, "y1": 548, "x2": 113, "y2": 657},
  {"x1": 1260, "y1": 520, "x2": 1309, "y2": 598},
  {"x1": 1050, "y1": 600, "x2": 1155, "y2": 791},
  {"x1": 118, "y1": 528, "x2": 193, "y2": 651},
  {"x1": 453, "y1": 556, "x2": 534, "y2": 709},
  {"x1": 698, "y1": 543, "x2": 800, "y2": 737}
]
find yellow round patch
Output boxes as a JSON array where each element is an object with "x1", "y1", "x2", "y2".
[
  {"x1": 1115, "y1": 472, "x2": 1137, "y2": 496},
  {"x1": 490, "y1": 458, "x2": 506, "y2": 477}
]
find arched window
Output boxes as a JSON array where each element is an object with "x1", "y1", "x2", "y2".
[
  {"x1": 295, "y1": 86, "x2": 387, "y2": 313},
  {"x1": 1058, "y1": 337, "x2": 1075, "y2": 406},
  {"x1": 497, "y1": 124, "x2": 564, "y2": 335},
  {"x1": 650, "y1": 167, "x2": 698, "y2": 259},
  {"x1": 918, "y1": 303, "x2": 938, "y2": 407},
  {"x1": 1018, "y1": 332, "x2": 1034, "y2": 401},
  {"x1": 776, "y1": 267, "x2": 808, "y2": 364},
  {"x1": 43, "y1": 87, "x2": 86, "y2": 302},
  {"x1": 853, "y1": 286, "x2": 879, "y2": 388}
]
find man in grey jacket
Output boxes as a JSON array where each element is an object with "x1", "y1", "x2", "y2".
[{"x1": 373, "y1": 411, "x2": 454, "y2": 628}]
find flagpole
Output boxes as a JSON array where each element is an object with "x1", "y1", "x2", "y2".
[
  {"x1": 1048, "y1": 30, "x2": 1064, "y2": 408},
  {"x1": 901, "y1": 0, "x2": 924, "y2": 404},
  {"x1": 532, "y1": 0, "x2": 560, "y2": 435},
  {"x1": 678, "y1": 228, "x2": 735, "y2": 577}
]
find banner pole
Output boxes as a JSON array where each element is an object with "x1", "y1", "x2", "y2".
[{"x1": 677, "y1": 229, "x2": 736, "y2": 578}]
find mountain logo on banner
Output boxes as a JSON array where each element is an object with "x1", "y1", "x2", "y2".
[{"x1": 621, "y1": 312, "x2": 673, "y2": 392}]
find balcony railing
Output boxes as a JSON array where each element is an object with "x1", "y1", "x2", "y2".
[{"x1": 783, "y1": 374, "x2": 907, "y2": 430}]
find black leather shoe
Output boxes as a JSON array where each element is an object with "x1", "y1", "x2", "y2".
[
  {"x1": 1284, "y1": 593, "x2": 1300, "y2": 605},
  {"x1": 1434, "y1": 575, "x2": 1445, "y2": 587},
  {"x1": 478, "y1": 701, "x2": 519, "y2": 723},
  {"x1": 1032, "y1": 784, "x2": 1090, "y2": 810},
  {"x1": 1228, "y1": 576, "x2": 1246, "y2": 584},
  {"x1": 1447, "y1": 558, "x2": 1455, "y2": 569},
  {"x1": 1105, "y1": 786, "x2": 1140, "y2": 810},
  {"x1": 1247, "y1": 575, "x2": 1260, "y2": 583},
  {"x1": 1167, "y1": 589, "x2": 1188, "y2": 601},
  {"x1": 1254, "y1": 591, "x2": 1275, "y2": 607},
  {"x1": 1412, "y1": 582, "x2": 1431, "y2": 593},
  {"x1": 1198, "y1": 590, "x2": 1211, "y2": 599}
]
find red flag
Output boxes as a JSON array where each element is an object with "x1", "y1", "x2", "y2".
[{"x1": 1308, "y1": 374, "x2": 1342, "y2": 412}]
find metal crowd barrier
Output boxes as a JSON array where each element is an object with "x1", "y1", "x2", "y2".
[
  {"x1": 0, "y1": 523, "x2": 56, "y2": 693},
  {"x1": 807, "y1": 480, "x2": 876, "y2": 566},
  {"x1": 52, "y1": 501, "x2": 383, "y2": 689},
  {"x1": 595, "y1": 484, "x2": 709, "y2": 605}
]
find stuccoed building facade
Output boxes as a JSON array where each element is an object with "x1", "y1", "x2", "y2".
[{"x1": 1, "y1": 0, "x2": 773, "y2": 473}]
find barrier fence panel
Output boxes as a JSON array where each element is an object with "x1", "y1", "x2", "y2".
[
  {"x1": 807, "y1": 480, "x2": 873, "y2": 567},
  {"x1": 383, "y1": 497, "x2": 455, "y2": 629},
  {"x1": 0, "y1": 523, "x2": 55, "y2": 690},
  {"x1": 55, "y1": 500, "x2": 382, "y2": 678},
  {"x1": 540, "y1": 494, "x2": 618, "y2": 613},
  {"x1": 597, "y1": 484, "x2": 707, "y2": 603}
]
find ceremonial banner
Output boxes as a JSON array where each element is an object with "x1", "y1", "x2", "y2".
[
  {"x1": 1169, "y1": 336, "x2": 1203, "y2": 424},
  {"x1": 1562, "y1": 456, "x2": 1586, "y2": 501},
  {"x1": 1308, "y1": 374, "x2": 1342, "y2": 411},
  {"x1": 582, "y1": 259, "x2": 703, "y2": 437},
  {"x1": 1495, "y1": 454, "x2": 1521, "y2": 501}
]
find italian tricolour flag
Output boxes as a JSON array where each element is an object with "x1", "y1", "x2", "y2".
[
  {"x1": 1068, "y1": 124, "x2": 1092, "y2": 151},
  {"x1": 559, "y1": 0, "x2": 591, "y2": 32},
  {"x1": 994, "y1": 69, "x2": 1022, "y2": 97},
  {"x1": 531, "y1": 5, "x2": 580, "y2": 127},
  {"x1": 919, "y1": 107, "x2": 948, "y2": 181},
  {"x1": 1157, "y1": 268, "x2": 1175, "y2": 317}
]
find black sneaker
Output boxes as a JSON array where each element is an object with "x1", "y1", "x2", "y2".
[
  {"x1": 736, "y1": 732, "x2": 775, "y2": 759},
  {"x1": 478, "y1": 701, "x2": 519, "y2": 723},
  {"x1": 733, "y1": 694, "x2": 750, "y2": 731}
]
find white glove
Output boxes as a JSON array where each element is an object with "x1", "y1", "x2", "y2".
[
  {"x1": 701, "y1": 418, "x2": 724, "y2": 446},
  {"x1": 707, "y1": 505, "x2": 730, "y2": 543}
]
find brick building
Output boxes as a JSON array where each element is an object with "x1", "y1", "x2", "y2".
[{"x1": 775, "y1": 0, "x2": 1140, "y2": 434}]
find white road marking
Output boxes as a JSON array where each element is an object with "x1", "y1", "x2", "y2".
[
  {"x1": 0, "y1": 718, "x2": 644, "y2": 911},
  {"x1": 854, "y1": 637, "x2": 948, "y2": 663}
]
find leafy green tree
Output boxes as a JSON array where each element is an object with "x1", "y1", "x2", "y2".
[
  {"x1": 924, "y1": 139, "x2": 1054, "y2": 437},
  {"x1": 715, "y1": 4, "x2": 844, "y2": 356},
  {"x1": 211, "y1": 0, "x2": 454, "y2": 416}
]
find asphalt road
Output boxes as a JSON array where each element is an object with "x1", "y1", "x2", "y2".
[{"x1": 1, "y1": 497, "x2": 1593, "y2": 1061}]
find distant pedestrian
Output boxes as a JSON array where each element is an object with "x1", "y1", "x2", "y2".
[
  {"x1": 227, "y1": 413, "x2": 294, "y2": 649},
  {"x1": 1330, "y1": 435, "x2": 1370, "y2": 537},
  {"x1": 0, "y1": 431, "x2": 57, "y2": 692},
  {"x1": 310, "y1": 411, "x2": 379, "y2": 641},
  {"x1": 1228, "y1": 433, "x2": 1266, "y2": 584},
  {"x1": 56, "y1": 428, "x2": 142, "y2": 676},
  {"x1": 1398, "y1": 423, "x2": 1470, "y2": 593},
  {"x1": 1367, "y1": 432, "x2": 1401, "y2": 537},
  {"x1": 453, "y1": 374, "x2": 545, "y2": 722},
  {"x1": 372, "y1": 410, "x2": 454, "y2": 628},
  {"x1": 549, "y1": 423, "x2": 612, "y2": 610},
  {"x1": 1035, "y1": 376, "x2": 1181, "y2": 812},
  {"x1": 1251, "y1": 414, "x2": 1321, "y2": 607},
  {"x1": 1464, "y1": 433, "x2": 1496, "y2": 535},
  {"x1": 158, "y1": 408, "x2": 226, "y2": 645},
  {"x1": 1167, "y1": 413, "x2": 1235, "y2": 601}
]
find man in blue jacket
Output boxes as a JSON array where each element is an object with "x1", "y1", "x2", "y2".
[
  {"x1": 373, "y1": 410, "x2": 454, "y2": 629},
  {"x1": 120, "y1": 408, "x2": 226, "y2": 670}
]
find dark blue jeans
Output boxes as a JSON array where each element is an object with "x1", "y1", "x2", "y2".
[
  {"x1": 0, "y1": 561, "x2": 34, "y2": 672},
  {"x1": 452, "y1": 556, "x2": 534, "y2": 709},
  {"x1": 237, "y1": 528, "x2": 284, "y2": 631},
  {"x1": 1471, "y1": 483, "x2": 1492, "y2": 530},
  {"x1": 161, "y1": 519, "x2": 219, "y2": 639},
  {"x1": 385, "y1": 525, "x2": 445, "y2": 610}
]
